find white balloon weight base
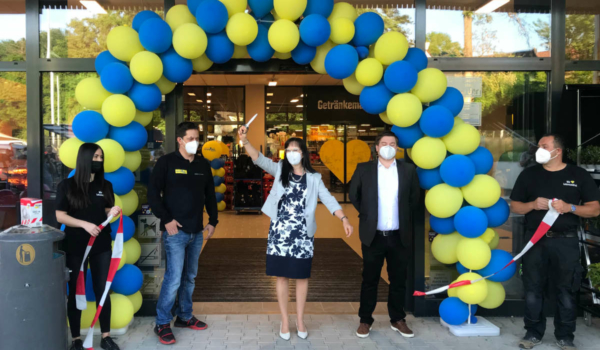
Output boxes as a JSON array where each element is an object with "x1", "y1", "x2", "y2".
[
  {"x1": 73, "y1": 319, "x2": 132, "y2": 336},
  {"x1": 441, "y1": 317, "x2": 500, "y2": 337}
]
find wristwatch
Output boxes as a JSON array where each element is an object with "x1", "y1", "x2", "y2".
[{"x1": 570, "y1": 204, "x2": 576, "y2": 213}]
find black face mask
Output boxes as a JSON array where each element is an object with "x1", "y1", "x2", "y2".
[{"x1": 91, "y1": 161, "x2": 103, "y2": 174}]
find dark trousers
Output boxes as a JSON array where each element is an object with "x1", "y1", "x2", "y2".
[
  {"x1": 359, "y1": 233, "x2": 409, "y2": 325},
  {"x1": 522, "y1": 235, "x2": 582, "y2": 341},
  {"x1": 67, "y1": 251, "x2": 112, "y2": 338}
]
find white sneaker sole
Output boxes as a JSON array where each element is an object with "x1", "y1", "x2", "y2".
[
  {"x1": 356, "y1": 326, "x2": 372, "y2": 338},
  {"x1": 391, "y1": 325, "x2": 415, "y2": 338}
]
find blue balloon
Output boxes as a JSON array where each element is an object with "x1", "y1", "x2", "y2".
[
  {"x1": 352, "y1": 12, "x2": 384, "y2": 47},
  {"x1": 454, "y1": 206, "x2": 488, "y2": 238},
  {"x1": 139, "y1": 18, "x2": 172, "y2": 54},
  {"x1": 482, "y1": 198, "x2": 510, "y2": 228},
  {"x1": 109, "y1": 122, "x2": 148, "y2": 152},
  {"x1": 359, "y1": 80, "x2": 394, "y2": 115},
  {"x1": 211, "y1": 158, "x2": 225, "y2": 169},
  {"x1": 249, "y1": 0, "x2": 273, "y2": 19},
  {"x1": 132, "y1": 10, "x2": 161, "y2": 32},
  {"x1": 303, "y1": 0, "x2": 334, "y2": 17},
  {"x1": 403, "y1": 47, "x2": 428, "y2": 72},
  {"x1": 391, "y1": 124, "x2": 423, "y2": 149},
  {"x1": 292, "y1": 40, "x2": 317, "y2": 65},
  {"x1": 105, "y1": 167, "x2": 135, "y2": 196},
  {"x1": 85, "y1": 269, "x2": 95, "y2": 302},
  {"x1": 439, "y1": 297, "x2": 469, "y2": 326},
  {"x1": 160, "y1": 47, "x2": 193, "y2": 83},
  {"x1": 325, "y1": 44, "x2": 358, "y2": 80},
  {"x1": 419, "y1": 105, "x2": 454, "y2": 138},
  {"x1": 299, "y1": 14, "x2": 331, "y2": 47},
  {"x1": 100, "y1": 62, "x2": 133, "y2": 94},
  {"x1": 187, "y1": 0, "x2": 205, "y2": 15},
  {"x1": 112, "y1": 264, "x2": 144, "y2": 296},
  {"x1": 416, "y1": 167, "x2": 442, "y2": 190},
  {"x1": 253, "y1": 12, "x2": 274, "y2": 29},
  {"x1": 384, "y1": 61, "x2": 418, "y2": 94},
  {"x1": 470, "y1": 316, "x2": 478, "y2": 324},
  {"x1": 72, "y1": 111, "x2": 109, "y2": 143},
  {"x1": 467, "y1": 146, "x2": 494, "y2": 175},
  {"x1": 478, "y1": 249, "x2": 517, "y2": 283},
  {"x1": 215, "y1": 192, "x2": 225, "y2": 202},
  {"x1": 128, "y1": 82, "x2": 162, "y2": 112},
  {"x1": 430, "y1": 87, "x2": 464, "y2": 117},
  {"x1": 110, "y1": 215, "x2": 135, "y2": 242},
  {"x1": 440, "y1": 155, "x2": 476, "y2": 188},
  {"x1": 248, "y1": 25, "x2": 275, "y2": 62},
  {"x1": 430, "y1": 215, "x2": 455, "y2": 234},
  {"x1": 355, "y1": 46, "x2": 369, "y2": 60},
  {"x1": 95, "y1": 51, "x2": 124, "y2": 75},
  {"x1": 213, "y1": 176, "x2": 224, "y2": 186},
  {"x1": 196, "y1": 0, "x2": 229, "y2": 34},
  {"x1": 206, "y1": 31, "x2": 234, "y2": 64},
  {"x1": 456, "y1": 262, "x2": 469, "y2": 275}
]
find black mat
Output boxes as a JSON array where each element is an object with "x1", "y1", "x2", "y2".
[{"x1": 193, "y1": 238, "x2": 389, "y2": 302}]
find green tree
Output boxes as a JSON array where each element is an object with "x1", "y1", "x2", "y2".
[
  {"x1": 534, "y1": 14, "x2": 595, "y2": 59},
  {"x1": 426, "y1": 32, "x2": 463, "y2": 57},
  {"x1": 0, "y1": 38, "x2": 25, "y2": 61},
  {"x1": 357, "y1": 8, "x2": 414, "y2": 46}
]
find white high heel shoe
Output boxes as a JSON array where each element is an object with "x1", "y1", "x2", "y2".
[
  {"x1": 297, "y1": 326, "x2": 308, "y2": 340},
  {"x1": 279, "y1": 323, "x2": 290, "y2": 341}
]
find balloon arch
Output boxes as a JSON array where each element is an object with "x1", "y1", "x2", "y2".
[{"x1": 62, "y1": 0, "x2": 513, "y2": 327}]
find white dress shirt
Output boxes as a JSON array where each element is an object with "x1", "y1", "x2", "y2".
[{"x1": 377, "y1": 159, "x2": 400, "y2": 231}]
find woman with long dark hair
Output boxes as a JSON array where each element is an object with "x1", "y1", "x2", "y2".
[
  {"x1": 56, "y1": 143, "x2": 121, "y2": 350},
  {"x1": 238, "y1": 126, "x2": 353, "y2": 340}
]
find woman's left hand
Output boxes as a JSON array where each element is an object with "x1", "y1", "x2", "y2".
[
  {"x1": 109, "y1": 206, "x2": 121, "y2": 218},
  {"x1": 342, "y1": 219, "x2": 353, "y2": 237}
]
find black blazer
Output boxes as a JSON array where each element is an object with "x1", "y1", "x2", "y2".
[{"x1": 349, "y1": 160, "x2": 420, "y2": 247}]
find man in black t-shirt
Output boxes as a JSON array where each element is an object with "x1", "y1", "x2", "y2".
[{"x1": 510, "y1": 134, "x2": 600, "y2": 350}]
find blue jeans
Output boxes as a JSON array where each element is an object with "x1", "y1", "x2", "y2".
[{"x1": 156, "y1": 230, "x2": 203, "y2": 325}]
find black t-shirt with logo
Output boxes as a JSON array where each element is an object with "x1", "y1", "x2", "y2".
[
  {"x1": 510, "y1": 164, "x2": 600, "y2": 232},
  {"x1": 56, "y1": 177, "x2": 114, "y2": 256}
]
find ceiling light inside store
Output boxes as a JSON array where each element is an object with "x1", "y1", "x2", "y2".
[
  {"x1": 475, "y1": 0, "x2": 510, "y2": 13},
  {"x1": 358, "y1": 130, "x2": 366, "y2": 132},
  {"x1": 301, "y1": 94, "x2": 304, "y2": 97},
  {"x1": 360, "y1": 124, "x2": 370, "y2": 126},
  {"x1": 267, "y1": 93, "x2": 274, "y2": 96},
  {"x1": 188, "y1": 93, "x2": 196, "y2": 96},
  {"x1": 290, "y1": 99, "x2": 299, "y2": 103},
  {"x1": 80, "y1": 1, "x2": 107, "y2": 14},
  {"x1": 266, "y1": 101, "x2": 271, "y2": 104},
  {"x1": 296, "y1": 105, "x2": 303, "y2": 108},
  {"x1": 349, "y1": 126, "x2": 356, "y2": 128},
  {"x1": 196, "y1": 100, "x2": 203, "y2": 103},
  {"x1": 268, "y1": 81, "x2": 277, "y2": 86},
  {"x1": 229, "y1": 116, "x2": 237, "y2": 121},
  {"x1": 266, "y1": 107, "x2": 270, "y2": 109},
  {"x1": 295, "y1": 130, "x2": 302, "y2": 132},
  {"x1": 281, "y1": 124, "x2": 289, "y2": 126},
  {"x1": 207, "y1": 100, "x2": 211, "y2": 103},
  {"x1": 207, "y1": 92, "x2": 212, "y2": 96}
]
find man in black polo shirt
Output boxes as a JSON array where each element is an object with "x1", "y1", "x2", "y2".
[
  {"x1": 511, "y1": 134, "x2": 600, "y2": 350},
  {"x1": 149, "y1": 122, "x2": 219, "y2": 345}
]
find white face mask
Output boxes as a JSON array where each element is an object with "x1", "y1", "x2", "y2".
[
  {"x1": 184, "y1": 140, "x2": 199, "y2": 155},
  {"x1": 535, "y1": 148, "x2": 557, "y2": 164},
  {"x1": 379, "y1": 145, "x2": 397, "y2": 160},
  {"x1": 286, "y1": 152, "x2": 302, "y2": 166}
]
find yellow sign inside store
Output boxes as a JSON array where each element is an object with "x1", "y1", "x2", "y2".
[{"x1": 319, "y1": 139, "x2": 371, "y2": 183}]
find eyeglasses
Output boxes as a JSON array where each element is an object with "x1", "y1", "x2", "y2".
[{"x1": 285, "y1": 148, "x2": 301, "y2": 153}]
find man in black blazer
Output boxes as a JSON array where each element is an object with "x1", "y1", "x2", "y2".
[{"x1": 349, "y1": 131, "x2": 420, "y2": 339}]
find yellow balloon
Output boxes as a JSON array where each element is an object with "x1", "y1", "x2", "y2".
[
  {"x1": 215, "y1": 183, "x2": 227, "y2": 193},
  {"x1": 329, "y1": 17, "x2": 355, "y2": 44},
  {"x1": 130, "y1": 51, "x2": 163, "y2": 85},
  {"x1": 120, "y1": 190, "x2": 139, "y2": 217},
  {"x1": 411, "y1": 136, "x2": 446, "y2": 169},
  {"x1": 102, "y1": 94, "x2": 136, "y2": 127},
  {"x1": 431, "y1": 232, "x2": 462, "y2": 264},
  {"x1": 75, "y1": 77, "x2": 112, "y2": 110},
  {"x1": 155, "y1": 75, "x2": 176, "y2": 95},
  {"x1": 221, "y1": 0, "x2": 248, "y2": 18},
  {"x1": 123, "y1": 238, "x2": 141, "y2": 265},
  {"x1": 374, "y1": 31, "x2": 409, "y2": 66},
  {"x1": 379, "y1": 112, "x2": 392, "y2": 125},
  {"x1": 479, "y1": 280, "x2": 505, "y2": 309},
  {"x1": 232, "y1": 45, "x2": 248, "y2": 59},
  {"x1": 59, "y1": 138, "x2": 84, "y2": 169},
  {"x1": 328, "y1": 2, "x2": 358, "y2": 22},
  {"x1": 217, "y1": 201, "x2": 226, "y2": 211},
  {"x1": 310, "y1": 40, "x2": 335, "y2": 74},
  {"x1": 343, "y1": 73, "x2": 364, "y2": 95},
  {"x1": 387, "y1": 93, "x2": 423, "y2": 127},
  {"x1": 80, "y1": 301, "x2": 97, "y2": 328},
  {"x1": 227, "y1": 13, "x2": 259, "y2": 46},
  {"x1": 134, "y1": 110, "x2": 153, "y2": 127},
  {"x1": 274, "y1": 51, "x2": 292, "y2": 59},
  {"x1": 123, "y1": 151, "x2": 142, "y2": 172},
  {"x1": 489, "y1": 230, "x2": 500, "y2": 249},
  {"x1": 218, "y1": 141, "x2": 229, "y2": 156},
  {"x1": 192, "y1": 54, "x2": 214, "y2": 72},
  {"x1": 268, "y1": 19, "x2": 300, "y2": 53},
  {"x1": 462, "y1": 175, "x2": 501, "y2": 209},
  {"x1": 355, "y1": 58, "x2": 383, "y2": 87},
  {"x1": 202, "y1": 141, "x2": 222, "y2": 161},
  {"x1": 216, "y1": 168, "x2": 226, "y2": 177},
  {"x1": 442, "y1": 123, "x2": 480, "y2": 155},
  {"x1": 456, "y1": 272, "x2": 488, "y2": 305},
  {"x1": 272, "y1": 7, "x2": 281, "y2": 20},
  {"x1": 411, "y1": 68, "x2": 448, "y2": 103},
  {"x1": 127, "y1": 291, "x2": 143, "y2": 314},
  {"x1": 406, "y1": 148, "x2": 412, "y2": 159},
  {"x1": 107, "y1": 26, "x2": 144, "y2": 62},
  {"x1": 165, "y1": 4, "x2": 196, "y2": 32},
  {"x1": 211, "y1": 168, "x2": 217, "y2": 176},
  {"x1": 110, "y1": 293, "x2": 134, "y2": 329},
  {"x1": 112, "y1": 194, "x2": 122, "y2": 223},
  {"x1": 425, "y1": 184, "x2": 463, "y2": 218},
  {"x1": 96, "y1": 139, "x2": 125, "y2": 173},
  {"x1": 173, "y1": 23, "x2": 208, "y2": 59},
  {"x1": 274, "y1": 0, "x2": 306, "y2": 21},
  {"x1": 395, "y1": 147, "x2": 404, "y2": 159},
  {"x1": 456, "y1": 237, "x2": 492, "y2": 270},
  {"x1": 448, "y1": 279, "x2": 458, "y2": 297},
  {"x1": 454, "y1": 116, "x2": 464, "y2": 125},
  {"x1": 480, "y1": 228, "x2": 496, "y2": 245}
]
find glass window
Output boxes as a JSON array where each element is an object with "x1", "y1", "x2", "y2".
[
  {"x1": 356, "y1": 1, "x2": 416, "y2": 46},
  {"x1": 424, "y1": 71, "x2": 548, "y2": 300},
  {"x1": 265, "y1": 124, "x2": 304, "y2": 158},
  {"x1": 39, "y1": 1, "x2": 163, "y2": 59},
  {"x1": 0, "y1": 1, "x2": 26, "y2": 61},
  {"x1": 565, "y1": 71, "x2": 600, "y2": 84},
  {"x1": 565, "y1": 1, "x2": 600, "y2": 60},
  {"x1": 306, "y1": 124, "x2": 346, "y2": 202},
  {"x1": 184, "y1": 86, "x2": 244, "y2": 123},
  {"x1": 0, "y1": 72, "x2": 27, "y2": 230},
  {"x1": 426, "y1": 0, "x2": 551, "y2": 57},
  {"x1": 265, "y1": 86, "x2": 304, "y2": 123}
]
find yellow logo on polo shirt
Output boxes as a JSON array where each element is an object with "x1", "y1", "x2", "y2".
[{"x1": 175, "y1": 169, "x2": 188, "y2": 174}]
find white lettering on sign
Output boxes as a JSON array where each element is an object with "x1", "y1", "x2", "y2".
[
  {"x1": 447, "y1": 76, "x2": 483, "y2": 98},
  {"x1": 317, "y1": 100, "x2": 363, "y2": 110}
]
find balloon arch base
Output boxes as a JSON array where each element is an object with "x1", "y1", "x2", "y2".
[{"x1": 441, "y1": 317, "x2": 500, "y2": 337}]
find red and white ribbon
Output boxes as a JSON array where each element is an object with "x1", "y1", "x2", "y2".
[{"x1": 414, "y1": 199, "x2": 561, "y2": 297}]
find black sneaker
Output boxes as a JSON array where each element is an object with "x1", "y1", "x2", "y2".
[
  {"x1": 154, "y1": 323, "x2": 176, "y2": 345},
  {"x1": 69, "y1": 339, "x2": 84, "y2": 350},
  {"x1": 174, "y1": 316, "x2": 208, "y2": 330},
  {"x1": 556, "y1": 339, "x2": 577, "y2": 350},
  {"x1": 100, "y1": 336, "x2": 120, "y2": 350},
  {"x1": 519, "y1": 333, "x2": 542, "y2": 349}
]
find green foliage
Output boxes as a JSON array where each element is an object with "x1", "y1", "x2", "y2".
[
  {"x1": 587, "y1": 263, "x2": 600, "y2": 289},
  {"x1": 534, "y1": 14, "x2": 596, "y2": 60},
  {"x1": 356, "y1": 8, "x2": 414, "y2": 46},
  {"x1": 426, "y1": 32, "x2": 463, "y2": 57}
]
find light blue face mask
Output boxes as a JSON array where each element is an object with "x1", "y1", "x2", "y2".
[{"x1": 379, "y1": 145, "x2": 397, "y2": 160}]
